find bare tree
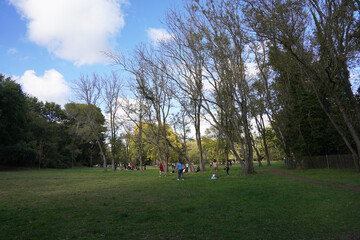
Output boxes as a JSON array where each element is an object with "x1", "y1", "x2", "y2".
[
  {"x1": 160, "y1": 7, "x2": 207, "y2": 171},
  {"x1": 73, "y1": 73, "x2": 107, "y2": 171},
  {"x1": 118, "y1": 92, "x2": 145, "y2": 171},
  {"x1": 150, "y1": 0, "x2": 256, "y2": 175},
  {"x1": 110, "y1": 46, "x2": 174, "y2": 172},
  {"x1": 249, "y1": 42, "x2": 273, "y2": 166},
  {"x1": 172, "y1": 109, "x2": 195, "y2": 172},
  {"x1": 101, "y1": 71, "x2": 123, "y2": 171},
  {"x1": 181, "y1": 0, "x2": 255, "y2": 175}
]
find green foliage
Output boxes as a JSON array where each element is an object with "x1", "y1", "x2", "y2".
[
  {"x1": 201, "y1": 136, "x2": 217, "y2": 161},
  {"x1": 262, "y1": 127, "x2": 284, "y2": 161},
  {"x1": 0, "y1": 74, "x2": 108, "y2": 168},
  {"x1": 0, "y1": 74, "x2": 28, "y2": 165},
  {"x1": 187, "y1": 140, "x2": 199, "y2": 163},
  {"x1": 267, "y1": 45, "x2": 348, "y2": 162},
  {"x1": 106, "y1": 136, "x2": 126, "y2": 164},
  {"x1": 65, "y1": 103, "x2": 107, "y2": 167},
  {"x1": 26, "y1": 97, "x2": 71, "y2": 168},
  {"x1": 129, "y1": 122, "x2": 181, "y2": 164}
]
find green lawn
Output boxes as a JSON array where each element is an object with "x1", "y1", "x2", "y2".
[
  {"x1": 0, "y1": 163, "x2": 359, "y2": 240},
  {"x1": 273, "y1": 167, "x2": 360, "y2": 187}
]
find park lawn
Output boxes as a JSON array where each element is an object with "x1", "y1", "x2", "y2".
[
  {"x1": 0, "y1": 165, "x2": 359, "y2": 240},
  {"x1": 273, "y1": 167, "x2": 360, "y2": 187}
]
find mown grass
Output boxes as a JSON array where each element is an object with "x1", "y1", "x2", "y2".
[
  {"x1": 274, "y1": 167, "x2": 360, "y2": 187},
  {"x1": 0, "y1": 162, "x2": 359, "y2": 240}
]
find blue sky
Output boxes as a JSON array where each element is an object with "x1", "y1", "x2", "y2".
[{"x1": 0, "y1": 0, "x2": 182, "y2": 106}]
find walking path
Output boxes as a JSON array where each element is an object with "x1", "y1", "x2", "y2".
[{"x1": 264, "y1": 169, "x2": 360, "y2": 192}]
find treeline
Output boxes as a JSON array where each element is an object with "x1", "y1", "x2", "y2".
[
  {"x1": 2, "y1": 0, "x2": 360, "y2": 173},
  {"x1": 107, "y1": 0, "x2": 360, "y2": 174},
  {"x1": 0, "y1": 72, "x2": 282, "y2": 170},
  {"x1": 0, "y1": 74, "x2": 110, "y2": 168}
]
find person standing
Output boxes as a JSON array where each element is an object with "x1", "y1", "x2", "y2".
[
  {"x1": 159, "y1": 163, "x2": 166, "y2": 177},
  {"x1": 176, "y1": 161, "x2": 184, "y2": 180},
  {"x1": 225, "y1": 162, "x2": 230, "y2": 176},
  {"x1": 213, "y1": 159, "x2": 218, "y2": 178}
]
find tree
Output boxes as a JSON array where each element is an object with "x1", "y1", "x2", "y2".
[
  {"x1": 27, "y1": 98, "x2": 70, "y2": 168},
  {"x1": 244, "y1": 0, "x2": 360, "y2": 169},
  {"x1": 162, "y1": 7, "x2": 206, "y2": 171},
  {"x1": 101, "y1": 72, "x2": 123, "y2": 171},
  {"x1": 172, "y1": 110, "x2": 195, "y2": 172},
  {"x1": 0, "y1": 74, "x2": 28, "y2": 165},
  {"x1": 111, "y1": 45, "x2": 176, "y2": 172},
  {"x1": 250, "y1": 42, "x2": 274, "y2": 166},
  {"x1": 180, "y1": 0, "x2": 255, "y2": 175},
  {"x1": 65, "y1": 103, "x2": 107, "y2": 168},
  {"x1": 73, "y1": 74, "x2": 108, "y2": 171},
  {"x1": 129, "y1": 122, "x2": 181, "y2": 166}
]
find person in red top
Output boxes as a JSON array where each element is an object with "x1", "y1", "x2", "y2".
[
  {"x1": 159, "y1": 163, "x2": 166, "y2": 177},
  {"x1": 131, "y1": 162, "x2": 134, "y2": 170}
]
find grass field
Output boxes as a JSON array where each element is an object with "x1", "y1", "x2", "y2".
[{"x1": 1, "y1": 162, "x2": 359, "y2": 240}]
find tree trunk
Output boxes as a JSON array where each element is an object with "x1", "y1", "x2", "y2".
[
  {"x1": 97, "y1": 140, "x2": 107, "y2": 171},
  {"x1": 251, "y1": 136, "x2": 263, "y2": 167},
  {"x1": 243, "y1": 120, "x2": 255, "y2": 175},
  {"x1": 195, "y1": 102, "x2": 204, "y2": 171},
  {"x1": 259, "y1": 115, "x2": 271, "y2": 166},
  {"x1": 138, "y1": 119, "x2": 143, "y2": 171}
]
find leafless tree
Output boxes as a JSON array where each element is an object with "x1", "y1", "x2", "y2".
[
  {"x1": 73, "y1": 73, "x2": 107, "y2": 171},
  {"x1": 101, "y1": 71, "x2": 123, "y2": 171},
  {"x1": 110, "y1": 45, "x2": 175, "y2": 172},
  {"x1": 180, "y1": 0, "x2": 256, "y2": 175},
  {"x1": 161, "y1": 6, "x2": 206, "y2": 171}
]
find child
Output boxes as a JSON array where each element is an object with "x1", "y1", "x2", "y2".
[
  {"x1": 159, "y1": 163, "x2": 166, "y2": 177},
  {"x1": 176, "y1": 162, "x2": 184, "y2": 180}
]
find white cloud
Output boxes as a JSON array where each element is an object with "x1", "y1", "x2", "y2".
[
  {"x1": 10, "y1": 0, "x2": 127, "y2": 65},
  {"x1": 16, "y1": 69, "x2": 71, "y2": 106},
  {"x1": 147, "y1": 28, "x2": 172, "y2": 45},
  {"x1": 7, "y1": 48, "x2": 17, "y2": 54}
]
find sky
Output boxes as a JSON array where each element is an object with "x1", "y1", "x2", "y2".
[{"x1": 0, "y1": 0, "x2": 182, "y2": 106}]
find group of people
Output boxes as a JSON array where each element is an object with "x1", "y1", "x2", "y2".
[
  {"x1": 159, "y1": 160, "x2": 230, "y2": 180},
  {"x1": 159, "y1": 162, "x2": 185, "y2": 180},
  {"x1": 122, "y1": 162, "x2": 135, "y2": 170}
]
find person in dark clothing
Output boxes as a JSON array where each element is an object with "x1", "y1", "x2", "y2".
[{"x1": 224, "y1": 165, "x2": 230, "y2": 175}]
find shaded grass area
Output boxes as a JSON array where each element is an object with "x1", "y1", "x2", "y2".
[
  {"x1": 274, "y1": 167, "x2": 360, "y2": 187},
  {"x1": 0, "y1": 164, "x2": 359, "y2": 240}
]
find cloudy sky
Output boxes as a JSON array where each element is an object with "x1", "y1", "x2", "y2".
[{"x1": 0, "y1": 0, "x2": 179, "y2": 106}]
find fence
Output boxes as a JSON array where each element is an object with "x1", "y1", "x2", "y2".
[{"x1": 302, "y1": 154, "x2": 355, "y2": 169}]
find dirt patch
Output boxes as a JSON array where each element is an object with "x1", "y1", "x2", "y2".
[{"x1": 264, "y1": 169, "x2": 360, "y2": 192}]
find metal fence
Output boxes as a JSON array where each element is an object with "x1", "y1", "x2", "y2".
[{"x1": 302, "y1": 154, "x2": 355, "y2": 169}]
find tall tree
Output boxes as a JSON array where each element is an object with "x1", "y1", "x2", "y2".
[
  {"x1": 112, "y1": 45, "x2": 175, "y2": 172},
  {"x1": 245, "y1": 0, "x2": 360, "y2": 169},
  {"x1": 101, "y1": 72, "x2": 123, "y2": 171},
  {"x1": 65, "y1": 103, "x2": 107, "y2": 170},
  {"x1": 73, "y1": 74, "x2": 108, "y2": 171},
  {"x1": 183, "y1": 0, "x2": 255, "y2": 175},
  {"x1": 0, "y1": 74, "x2": 28, "y2": 165},
  {"x1": 162, "y1": 7, "x2": 206, "y2": 171}
]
